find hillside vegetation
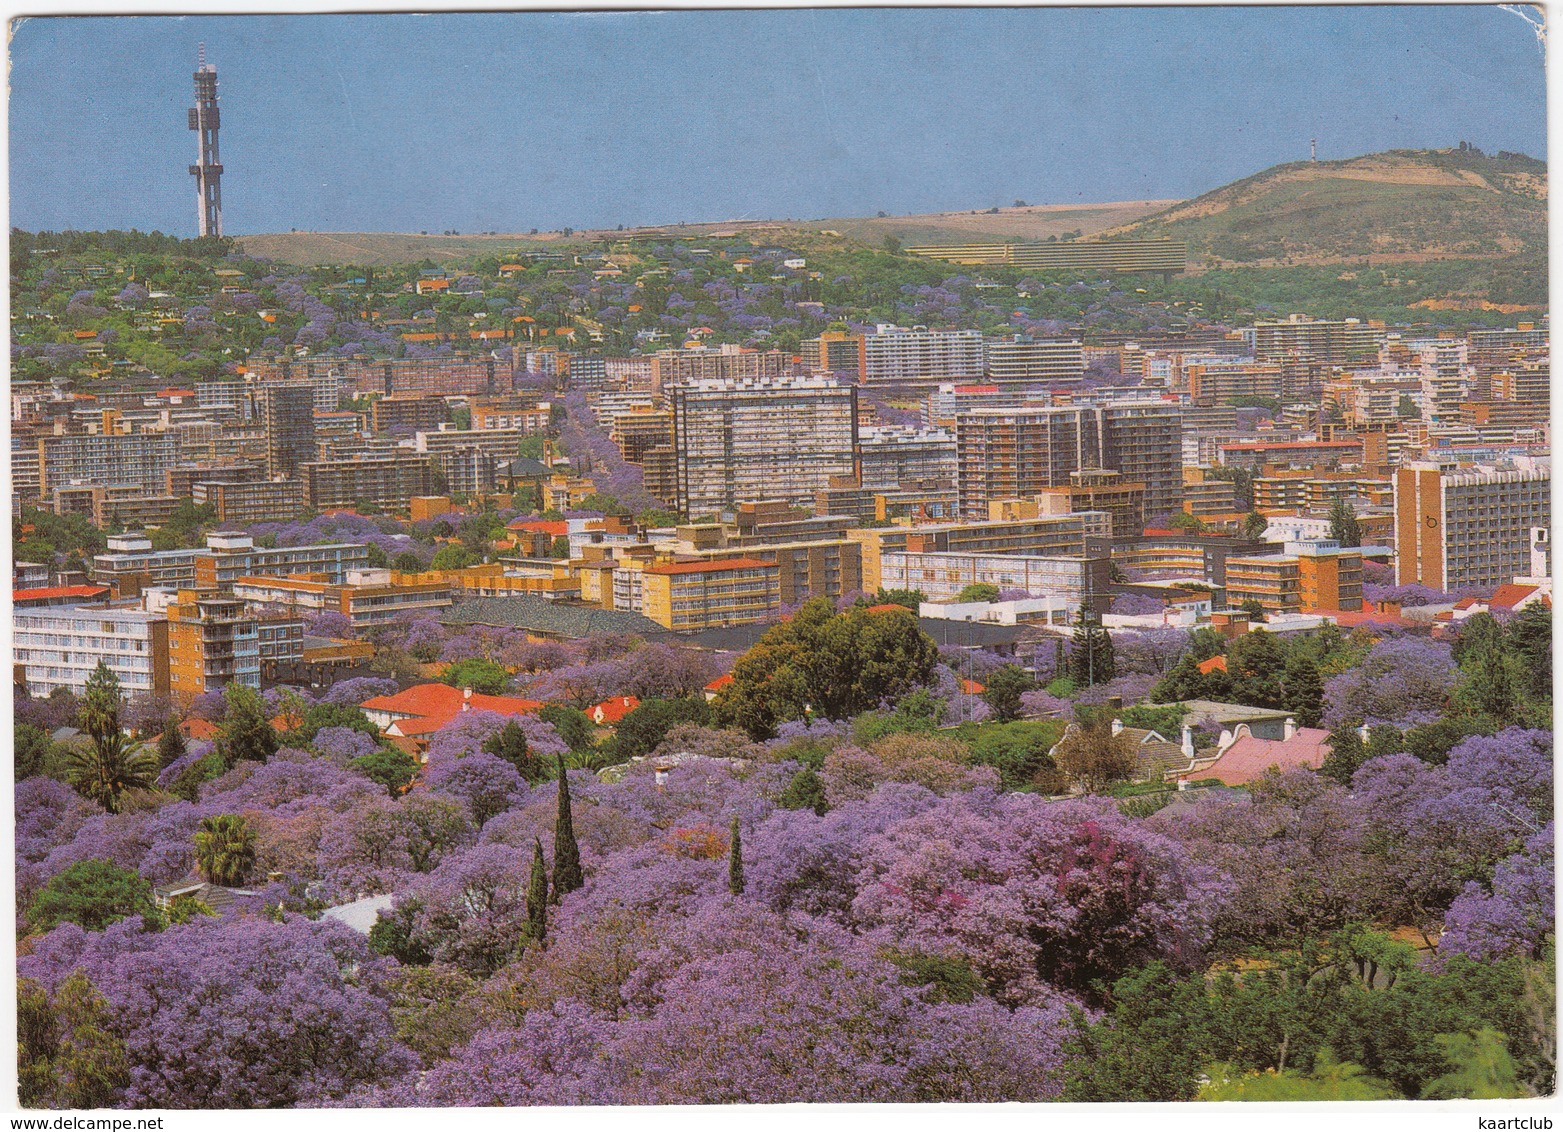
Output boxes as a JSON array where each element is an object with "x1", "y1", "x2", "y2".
[{"x1": 1105, "y1": 147, "x2": 1546, "y2": 268}]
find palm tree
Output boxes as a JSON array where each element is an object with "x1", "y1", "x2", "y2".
[
  {"x1": 65, "y1": 730, "x2": 158, "y2": 814},
  {"x1": 193, "y1": 814, "x2": 256, "y2": 886}
]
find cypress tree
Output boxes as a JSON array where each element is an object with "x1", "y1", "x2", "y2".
[
  {"x1": 550, "y1": 756, "x2": 584, "y2": 903},
  {"x1": 526, "y1": 837, "x2": 549, "y2": 943},
  {"x1": 156, "y1": 715, "x2": 187, "y2": 769},
  {"x1": 728, "y1": 814, "x2": 745, "y2": 896}
]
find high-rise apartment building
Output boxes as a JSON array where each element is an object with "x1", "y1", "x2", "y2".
[
  {"x1": 650, "y1": 345, "x2": 791, "y2": 391},
  {"x1": 257, "y1": 383, "x2": 317, "y2": 479},
  {"x1": 1251, "y1": 316, "x2": 1378, "y2": 367},
  {"x1": 31, "y1": 433, "x2": 183, "y2": 502},
  {"x1": 300, "y1": 455, "x2": 444, "y2": 512},
  {"x1": 1394, "y1": 463, "x2": 1551, "y2": 591},
  {"x1": 858, "y1": 426, "x2": 957, "y2": 488},
  {"x1": 166, "y1": 591, "x2": 260, "y2": 697},
  {"x1": 953, "y1": 401, "x2": 1182, "y2": 520},
  {"x1": 669, "y1": 376, "x2": 859, "y2": 516},
  {"x1": 802, "y1": 331, "x2": 867, "y2": 382},
  {"x1": 984, "y1": 336, "x2": 1084, "y2": 386},
  {"x1": 863, "y1": 325, "x2": 986, "y2": 387},
  {"x1": 14, "y1": 603, "x2": 171, "y2": 698}
]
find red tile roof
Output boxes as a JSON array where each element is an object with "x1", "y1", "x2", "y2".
[
  {"x1": 1197, "y1": 654, "x2": 1228, "y2": 675},
  {"x1": 1188, "y1": 727, "x2": 1331, "y2": 786},
  {"x1": 867, "y1": 603, "x2": 912, "y2": 614},
  {"x1": 1490, "y1": 583, "x2": 1545, "y2": 611},
  {"x1": 644, "y1": 557, "x2": 773, "y2": 576},
  {"x1": 361, "y1": 683, "x2": 542, "y2": 728},
  {"x1": 705, "y1": 673, "x2": 734, "y2": 693},
  {"x1": 13, "y1": 585, "x2": 109, "y2": 601},
  {"x1": 960, "y1": 678, "x2": 986, "y2": 695},
  {"x1": 180, "y1": 718, "x2": 221, "y2": 741},
  {"x1": 589, "y1": 695, "x2": 640, "y2": 724}
]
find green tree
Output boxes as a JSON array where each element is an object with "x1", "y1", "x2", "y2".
[
  {"x1": 778, "y1": 765, "x2": 829, "y2": 814},
  {"x1": 482, "y1": 719, "x2": 541, "y2": 782},
  {"x1": 156, "y1": 715, "x2": 187, "y2": 769},
  {"x1": 538, "y1": 703, "x2": 595, "y2": 753},
  {"x1": 713, "y1": 598, "x2": 940, "y2": 739},
  {"x1": 438, "y1": 658, "x2": 512, "y2": 695},
  {"x1": 873, "y1": 587, "x2": 925, "y2": 611},
  {"x1": 1456, "y1": 647, "x2": 1520, "y2": 725},
  {"x1": 526, "y1": 837, "x2": 549, "y2": 944},
  {"x1": 1168, "y1": 510, "x2": 1206, "y2": 533},
  {"x1": 1063, "y1": 963, "x2": 1208, "y2": 1101},
  {"x1": 16, "y1": 723, "x2": 53, "y2": 780},
  {"x1": 431, "y1": 546, "x2": 482, "y2": 570},
  {"x1": 1419, "y1": 1029, "x2": 1527, "y2": 1099},
  {"x1": 981, "y1": 664, "x2": 1036, "y2": 723},
  {"x1": 80, "y1": 660, "x2": 123, "y2": 746},
  {"x1": 1241, "y1": 510, "x2": 1269, "y2": 540},
  {"x1": 352, "y1": 746, "x2": 420, "y2": 797},
  {"x1": 1327, "y1": 496, "x2": 1362, "y2": 548},
  {"x1": 550, "y1": 535, "x2": 572, "y2": 559},
  {"x1": 193, "y1": 814, "x2": 256, "y2": 886},
  {"x1": 728, "y1": 814, "x2": 745, "y2": 896},
  {"x1": 1052, "y1": 716, "x2": 1136, "y2": 793},
  {"x1": 26, "y1": 860, "x2": 159, "y2": 934},
  {"x1": 954, "y1": 582, "x2": 1001, "y2": 603},
  {"x1": 1282, "y1": 654, "x2": 1325, "y2": 728},
  {"x1": 1068, "y1": 605, "x2": 1116, "y2": 688},
  {"x1": 391, "y1": 551, "x2": 426, "y2": 573},
  {"x1": 1239, "y1": 597, "x2": 1268, "y2": 623},
  {"x1": 599, "y1": 697, "x2": 709, "y2": 763},
  {"x1": 65, "y1": 730, "x2": 158, "y2": 815},
  {"x1": 18, "y1": 973, "x2": 129, "y2": 1109},
  {"x1": 215, "y1": 682, "x2": 278, "y2": 768},
  {"x1": 550, "y1": 756, "x2": 584, "y2": 903}
]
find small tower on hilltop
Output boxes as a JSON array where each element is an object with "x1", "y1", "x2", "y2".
[{"x1": 188, "y1": 44, "x2": 224, "y2": 238}]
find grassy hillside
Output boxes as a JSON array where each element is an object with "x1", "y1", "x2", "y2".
[
  {"x1": 234, "y1": 199, "x2": 1176, "y2": 268},
  {"x1": 1104, "y1": 147, "x2": 1546, "y2": 268}
]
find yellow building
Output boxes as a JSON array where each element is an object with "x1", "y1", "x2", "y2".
[{"x1": 641, "y1": 557, "x2": 781, "y2": 631}]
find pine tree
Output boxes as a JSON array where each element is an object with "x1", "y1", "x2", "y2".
[
  {"x1": 728, "y1": 814, "x2": 745, "y2": 896},
  {"x1": 550, "y1": 756, "x2": 584, "y2": 903},
  {"x1": 80, "y1": 661, "x2": 123, "y2": 746},
  {"x1": 526, "y1": 837, "x2": 549, "y2": 943},
  {"x1": 1069, "y1": 606, "x2": 1116, "y2": 688},
  {"x1": 1283, "y1": 655, "x2": 1325, "y2": 729},
  {"x1": 156, "y1": 715, "x2": 187, "y2": 769},
  {"x1": 1328, "y1": 497, "x2": 1362, "y2": 548},
  {"x1": 215, "y1": 683, "x2": 278, "y2": 769}
]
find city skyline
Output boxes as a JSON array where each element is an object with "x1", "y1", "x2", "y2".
[{"x1": 9, "y1": 6, "x2": 1548, "y2": 237}]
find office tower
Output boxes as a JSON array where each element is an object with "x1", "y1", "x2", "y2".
[
  {"x1": 257, "y1": 384, "x2": 316, "y2": 479},
  {"x1": 1394, "y1": 463, "x2": 1551, "y2": 590},
  {"x1": 669, "y1": 376, "x2": 858, "y2": 516}
]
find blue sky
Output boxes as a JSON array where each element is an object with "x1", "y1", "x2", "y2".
[{"x1": 8, "y1": 7, "x2": 1548, "y2": 236}]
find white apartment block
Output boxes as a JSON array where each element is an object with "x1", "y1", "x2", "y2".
[
  {"x1": 15, "y1": 604, "x2": 167, "y2": 698},
  {"x1": 863, "y1": 325, "x2": 985, "y2": 387}
]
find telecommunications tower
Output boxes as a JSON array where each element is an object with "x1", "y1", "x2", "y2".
[{"x1": 188, "y1": 44, "x2": 224, "y2": 238}]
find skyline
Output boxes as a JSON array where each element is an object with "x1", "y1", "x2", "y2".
[{"x1": 8, "y1": 7, "x2": 1549, "y2": 237}]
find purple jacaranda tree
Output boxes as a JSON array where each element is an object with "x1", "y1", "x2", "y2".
[
  {"x1": 1436, "y1": 822, "x2": 1554, "y2": 963},
  {"x1": 18, "y1": 915, "x2": 417, "y2": 1108},
  {"x1": 318, "y1": 676, "x2": 401, "y2": 707},
  {"x1": 1114, "y1": 629, "x2": 1189, "y2": 676},
  {"x1": 1321, "y1": 637, "x2": 1459, "y2": 731},
  {"x1": 305, "y1": 611, "x2": 355, "y2": 638}
]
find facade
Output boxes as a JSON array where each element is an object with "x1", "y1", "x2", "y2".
[
  {"x1": 299, "y1": 456, "x2": 443, "y2": 511},
  {"x1": 669, "y1": 376, "x2": 859, "y2": 516},
  {"x1": 1023, "y1": 469, "x2": 1147, "y2": 538},
  {"x1": 370, "y1": 395, "x2": 448, "y2": 435},
  {"x1": 1184, "y1": 360, "x2": 1285, "y2": 405},
  {"x1": 32, "y1": 432, "x2": 183, "y2": 501},
  {"x1": 879, "y1": 550, "x2": 1111, "y2": 610},
  {"x1": 953, "y1": 401, "x2": 1182, "y2": 519},
  {"x1": 803, "y1": 331, "x2": 867, "y2": 382},
  {"x1": 166, "y1": 591, "x2": 262, "y2": 697},
  {"x1": 984, "y1": 336, "x2": 1084, "y2": 386},
  {"x1": 231, "y1": 569, "x2": 455, "y2": 629},
  {"x1": 850, "y1": 513, "x2": 1112, "y2": 592},
  {"x1": 14, "y1": 604, "x2": 171, "y2": 698},
  {"x1": 858, "y1": 426, "x2": 958, "y2": 488},
  {"x1": 191, "y1": 479, "x2": 307, "y2": 524},
  {"x1": 862, "y1": 325, "x2": 985, "y2": 387},
  {"x1": 1225, "y1": 539, "x2": 1365, "y2": 615},
  {"x1": 641, "y1": 557, "x2": 781, "y2": 631},
  {"x1": 611, "y1": 409, "x2": 676, "y2": 464},
  {"x1": 256, "y1": 383, "x2": 317, "y2": 479},
  {"x1": 650, "y1": 345, "x2": 791, "y2": 390},
  {"x1": 1394, "y1": 463, "x2": 1552, "y2": 590},
  {"x1": 1251, "y1": 316, "x2": 1378, "y2": 367}
]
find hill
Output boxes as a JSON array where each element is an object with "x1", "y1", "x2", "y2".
[
  {"x1": 234, "y1": 199, "x2": 1177, "y2": 268},
  {"x1": 1101, "y1": 147, "x2": 1546, "y2": 269}
]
